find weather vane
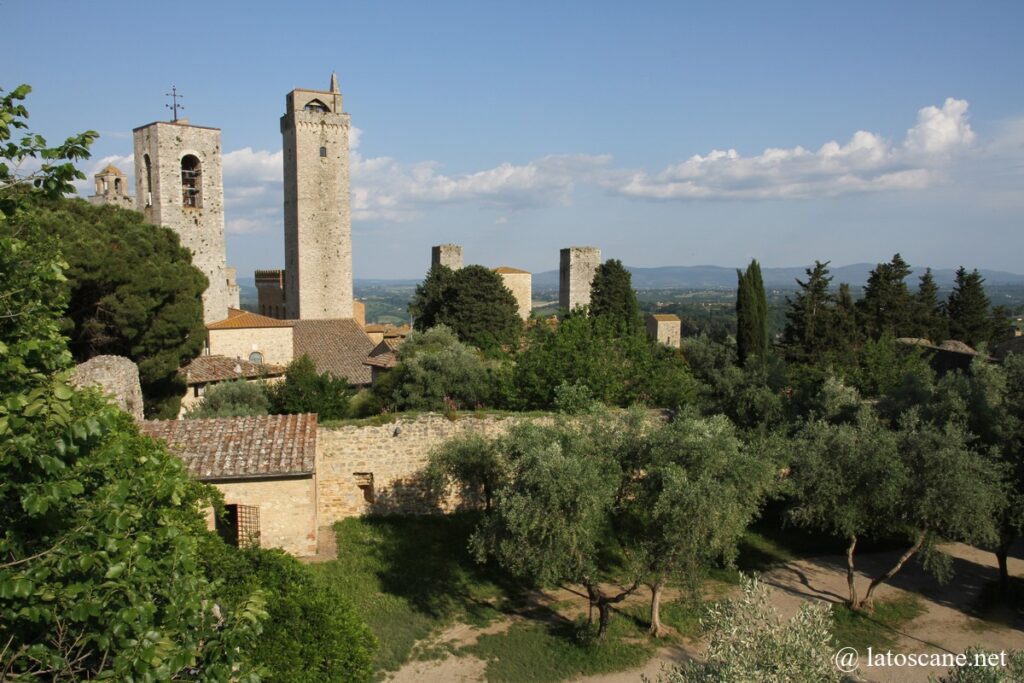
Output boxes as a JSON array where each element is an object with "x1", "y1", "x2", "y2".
[{"x1": 165, "y1": 86, "x2": 185, "y2": 122}]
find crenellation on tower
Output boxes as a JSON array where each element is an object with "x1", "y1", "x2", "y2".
[
  {"x1": 559, "y1": 246, "x2": 601, "y2": 312},
  {"x1": 133, "y1": 119, "x2": 238, "y2": 323},
  {"x1": 281, "y1": 73, "x2": 353, "y2": 320}
]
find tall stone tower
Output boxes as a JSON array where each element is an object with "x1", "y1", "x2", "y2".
[
  {"x1": 431, "y1": 244, "x2": 463, "y2": 270},
  {"x1": 133, "y1": 119, "x2": 238, "y2": 324},
  {"x1": 281, "y1": 73, "x2": 353, "y2": 320},
  {"x1": 559, "y1": 246, "x2": 601, "y2": 312}
]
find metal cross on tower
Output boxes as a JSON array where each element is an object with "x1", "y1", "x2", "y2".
[{"x1": 165, "y1": 86, "x2": 185, "y2": 122}]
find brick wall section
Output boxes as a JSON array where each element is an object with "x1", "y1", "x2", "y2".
[{"x1": 317, "y1": 414, "x2": 535, "y2": 524}]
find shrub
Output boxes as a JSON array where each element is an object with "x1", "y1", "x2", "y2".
[
  {"x1": 185, "y1": 379, "x2": 270, "y2": 418},
  {"x1": 269, "y1": 355, "x2": 353, "y2": 420}
]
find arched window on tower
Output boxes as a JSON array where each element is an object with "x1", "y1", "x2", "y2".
[
  {"x1": 304, "y1": 99, "x2": 329, "y2": 113},
  {"x1": 181, "y1": 154, "x2": 202, "y2": 208},
  {"x1": 143, "y1": 154, "x2": 153, "y2": 207},
  {"x1": 114, "y1": 177, "x2": 122, "y2": 194},
  {"x1": 320, "y1": 146, "x2": 327, "y2": 157}
]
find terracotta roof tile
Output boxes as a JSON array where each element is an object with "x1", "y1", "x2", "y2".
[
  {"x1": 494, "y1": 266, "x2": 531, "y2": 274},
  {"x1": 207, "y1": 309, "x2": 295, "y2": 330},
  {"x1": 649, "y1": 314, "x2": 681, "y2": 322},
  {"x1": 181, "y1": 355, "x2": 286, "y2": 385},
  {"x1": 363, "y1": 354, "x2": 397, "y2": 369},
  {"x1": 140, "y1": 414, "x2": 318, "y2": 480},
  {"x1": 292, "y1": 319, "x2": 374, "y2": 385}
]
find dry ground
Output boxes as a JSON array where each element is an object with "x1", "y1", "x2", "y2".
[{"x1": 383, "y1": 543, "x2": 1024, "y2": 683}]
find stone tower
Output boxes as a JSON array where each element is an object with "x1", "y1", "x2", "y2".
[
  {"x1": 281, "y1": 73, "x2": 353, "y2": 320},
  {"x1": 431, "y1": 244, "x2": 463, "y2": 271},
  {"x1": 133, "y1": 119, "x2": 238, "y2": 324},
  {"x1": 88, "y1": 164, "x2": 134, "y2": 209},
  {"x1": 559, "y1": 246, "x2": 601, "y2": 312}
]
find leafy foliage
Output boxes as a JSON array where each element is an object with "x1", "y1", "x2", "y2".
[
  {"x1": 24, "y1": 198, "x2": 207, "y2": 419},
  {"x1": 589, "y1": 259, "x2": 641, "y2": 332},
  {"x1": 735, "y1": 259, "x2": 768, "y2": 366},
  {"x1": 409, "y1": 264, "x2": 521, "y2": 350},
  {"x1": 202, "y1": 542, "x2": 376, "y2": 683},
  {"x1": 185, "y1": 379, "x2": 270, "y2": 419},
  {"x1": 663, "y1": 575, "x2": 840, "y2": 683},
  {"x1": 269, "y1": 355, "x2": 353, "y2": 420}
]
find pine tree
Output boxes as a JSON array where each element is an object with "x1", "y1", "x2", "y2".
[
  {"x1": 910, "y1": 268, "x2": 947, "y2": 343},
  {"x1": 782, "y1": 261, "x2": 835, "y2": 364},
  {"x1": 857, "y1": 253, "x2": 913, "y2": 340},
  {"x1": 831, "y1": 282, "x2": 861, "y2": 356},
  {"x1": 947, "y1": 267, "x2": 992, "y2": 348},
  {"x1": 590, "y1": 259, "x2": 642, "y2": 332},
  {"x1": 736, "y1": 259, "x2": 768, "y2": 366}
]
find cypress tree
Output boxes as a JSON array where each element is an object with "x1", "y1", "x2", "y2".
[{"x1": 736, "y1": 259, "x2": 768, "y2": 365}]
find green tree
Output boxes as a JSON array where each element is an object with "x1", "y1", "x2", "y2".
[
  {"x1": 947, "y1": 267, "x2": 992, "y2": 348},
  {"x1": 625, "y1": 413, "x2": 770, "y2": 636},
  {"x1": 369, "y1": 325, "x2": 508, "y2": 413},
  {"x1": 25, "y1": 198, "x2": 207, "y2": 418},
  {"x1": 589, "y1": 259, "x2": 641, "y2": 332},
  {"x1": 202, "y1": 543, "x2": 376, "y2": 683},
  {"x1": 663, "y1": 575, "x2": 840, "y2": 683},
  {"x1": 1, "y1": 84, "x2": 264, "y2": 679},
  {"x1": 269, "y1": 355, "x2": 353, "y2": 420},
  {"x1": 910, "y1": 267, "x2": 948, "y2": 342},
  {"x1": 409, "y1": 264, "x2": 521, "y2": 350},
  {"x1": 789, "y1": 410, "x2": 1002, "y2": 610},
  {"x1": 782, "y1": 261, "x2": 836, "y2": 365},
  {"x1": 426, "y1": 432, "x2": 508, "y2": 512},
  {"x1": 735, "y1": 259, "x2": 768, "y2": 366},
  {"x1": 186, "y1": 379, "x2": 270, "y2": 419},
  {"x1": 857, "y1": 253, "x2": 913, "y2": 339}
]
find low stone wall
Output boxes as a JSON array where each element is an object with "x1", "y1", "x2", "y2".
[{"x1": 316, "y1": 414, "x2": 533, "y2": 525}]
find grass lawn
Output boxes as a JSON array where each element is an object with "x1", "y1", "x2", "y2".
[
  {"x1": 831, "y1": 595, "x2": 926, "y2": 651},
  {"x1": 310, "y1": 514, "x2": 662, "y2": 679}
]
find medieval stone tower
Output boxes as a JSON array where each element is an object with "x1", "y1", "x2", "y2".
[
  {"x1": 559, "y1": 246, "x2": 601, "y2": 312},
  {"x1": 133, "y1": 119, "x2": 239, "y2": 324},
  {"x1": 281, "y1": 73, "x2": 353, "y2": 320},
  {"x1": 88, "y1": 165, "x2": 134, "y2": 209},
  {"x1": 431, "y1": 244, "x2": 463, "y2": 270}
]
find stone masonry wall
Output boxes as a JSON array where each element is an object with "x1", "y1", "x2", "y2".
[
  {"x1": 317, "y1": 414, "x2": 537, "y2": 524},
  {"x1": 207, "y1": 327, "x2": 295, "y2": 367},
  {"x1": 211, "y1": 475, "x2": 318, "y2": 556},
  {"x1": 431, "y1": 244, "x2": 463, "y2": 270},
  {"x1": 498, "y1": 271, "x2": 533, "y2": 320},
  {"x1": 72, "y1": 355, "x2": 144, "y2": 420},
  {"x1": 559, "y1": 246, "x2": 601, "y2": 312}
]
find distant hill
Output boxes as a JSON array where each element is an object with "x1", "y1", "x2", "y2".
[{"x1": 531, "y1": 264, "x2": 1024, "y2": 290}]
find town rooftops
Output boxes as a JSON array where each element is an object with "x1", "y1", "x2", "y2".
[
  {"x1": 207, "y1": 308, "x2": 294, "y2": 330},
  {"x1": 181, "y1": 354, "x2": 286, "y2": 386},
  {"x1": 140, "y1": 414, "x2": 318, "y2": 481},
  {"x1": 293, "y1": 319, "x2": 374, "y2": 385}
]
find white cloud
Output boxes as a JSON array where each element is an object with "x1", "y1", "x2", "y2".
[
  {"x1": 72, "y1": 154, "x2": 135, "y2": 196},
  {"x1": 615, "y1": 98, "x2": 976, "y2": 200}
]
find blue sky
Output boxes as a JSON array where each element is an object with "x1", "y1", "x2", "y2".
[{"x1": 9, "y1": 0, "x2": 1024, "y2": 278}]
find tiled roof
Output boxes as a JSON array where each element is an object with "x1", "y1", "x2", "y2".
[
  {"x1": 370, "y1": 338, "x2": 402, "y2": 355},
  {"x1": 363, "y1": 354, "x2": 397, "y2": 369},
  {"x1": 293, "y1": 319, "x2": 374, "y2": 385},
  {"x1": 181, "y1": 354, "x2": 285, "y2": 385},
  {"x1": 649, "y1": 314, "x2": 681, "y2": 322},
  {"x1": 99, "y1": 164, "x2": 125, "y2": 176},
  {"x1": 494, "y1": 266, "x2": 531, "y2": 275},
  {"x1": 139, "y1": 414, "x2": 318, "y2": 480},
  {"x1": 207, "y1": 308, "x2": 295, "y2": 330}
]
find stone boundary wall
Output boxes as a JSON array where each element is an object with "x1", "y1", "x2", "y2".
[{"x1": 316, "y1": 414, "x2": 538, "y2": 524}]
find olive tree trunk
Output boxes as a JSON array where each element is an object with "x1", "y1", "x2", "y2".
[{"x1": 855, "y1": 532, "x2": 926, "y2": 611}]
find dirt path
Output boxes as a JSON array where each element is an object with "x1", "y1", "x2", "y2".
[{"x1": 384, "y1": 543, "x2": 1024, "y2": 683}]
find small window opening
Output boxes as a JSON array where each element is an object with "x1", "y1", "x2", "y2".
[
  {"x1": 354, "y1": 472, "x2": 375, "y2": 504},
  {"x1": 181, "y1": 154, "x2": 202, "y2": 208},
  {"x1": 143, "y1": 154, "x2": 153, "y2": 207},
  {"x1": 304, "y1": 99, "x2": 329, "y2": 113},
  {"x1": 249, "y1": 351, "x2": 264, "y2": 364},
  {"x1": 114, "y1": 177, "x2": 122, "y2": 194},
  {"x1": 319, "y1": 146, "x2": 327, "y2": 157}
]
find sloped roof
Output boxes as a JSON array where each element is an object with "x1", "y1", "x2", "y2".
[
  {"x1": 98, "y1": 164, "x2": 126, "y2": 176},
  {"x1": 649, "y1": 313, "x2": 681, "y2": 322},
  {"x1": 370, "y1": 337, "x2": 402, "y2": 356},
  {"x1": 363, "y1": 354, "x2": 397, "y2": 369},
  {"x1": 181, "y1": 354, "x2": 285, "y2": 385},
  {"x1": 207, "y1": 308, "x2": 294, "y2": 330},
  {"x1": 140, "y1": 414, "x2": 318, "y2": 480},
  {"x1": 494, "y1": 266, "x2": 531, "y2": 275},
  {"x1": 292, "y1": 319, "x2": 374, "y2": 385}
]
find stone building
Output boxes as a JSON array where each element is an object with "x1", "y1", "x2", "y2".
[
  {"x1": 431, "y1": 243, "x2": 463, "y2": 271},
  {"x1": 133, "y1": 118, "x2": 239, "y2": 323},
  {"x1": 559, "y1": 246, "x2": 601, "y2": 312},
  {"x1": 178, "y1": 354, "x2": 286, "y2": 417},
  {"x1": 646, "y1": 313, "x2": 681, "y2": 348},
  {"x1": 282, "y1": 74, "x2": 353, "y2": 320},
  {"x1": 255, "y1": 269, "x2": 287, "y2": 319},
  {"x1": 494, "y1": 266, "x2": 533, "y2": 320},
  {"x1": 140, "y1": 414, "x2": 320, "y2": 556},
  {"x1": 71, "y1": 355, "x2": 145, "y2": 421},
  {"x1": 87, "y1": 164, "x2": 134, "y2": 208}
]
